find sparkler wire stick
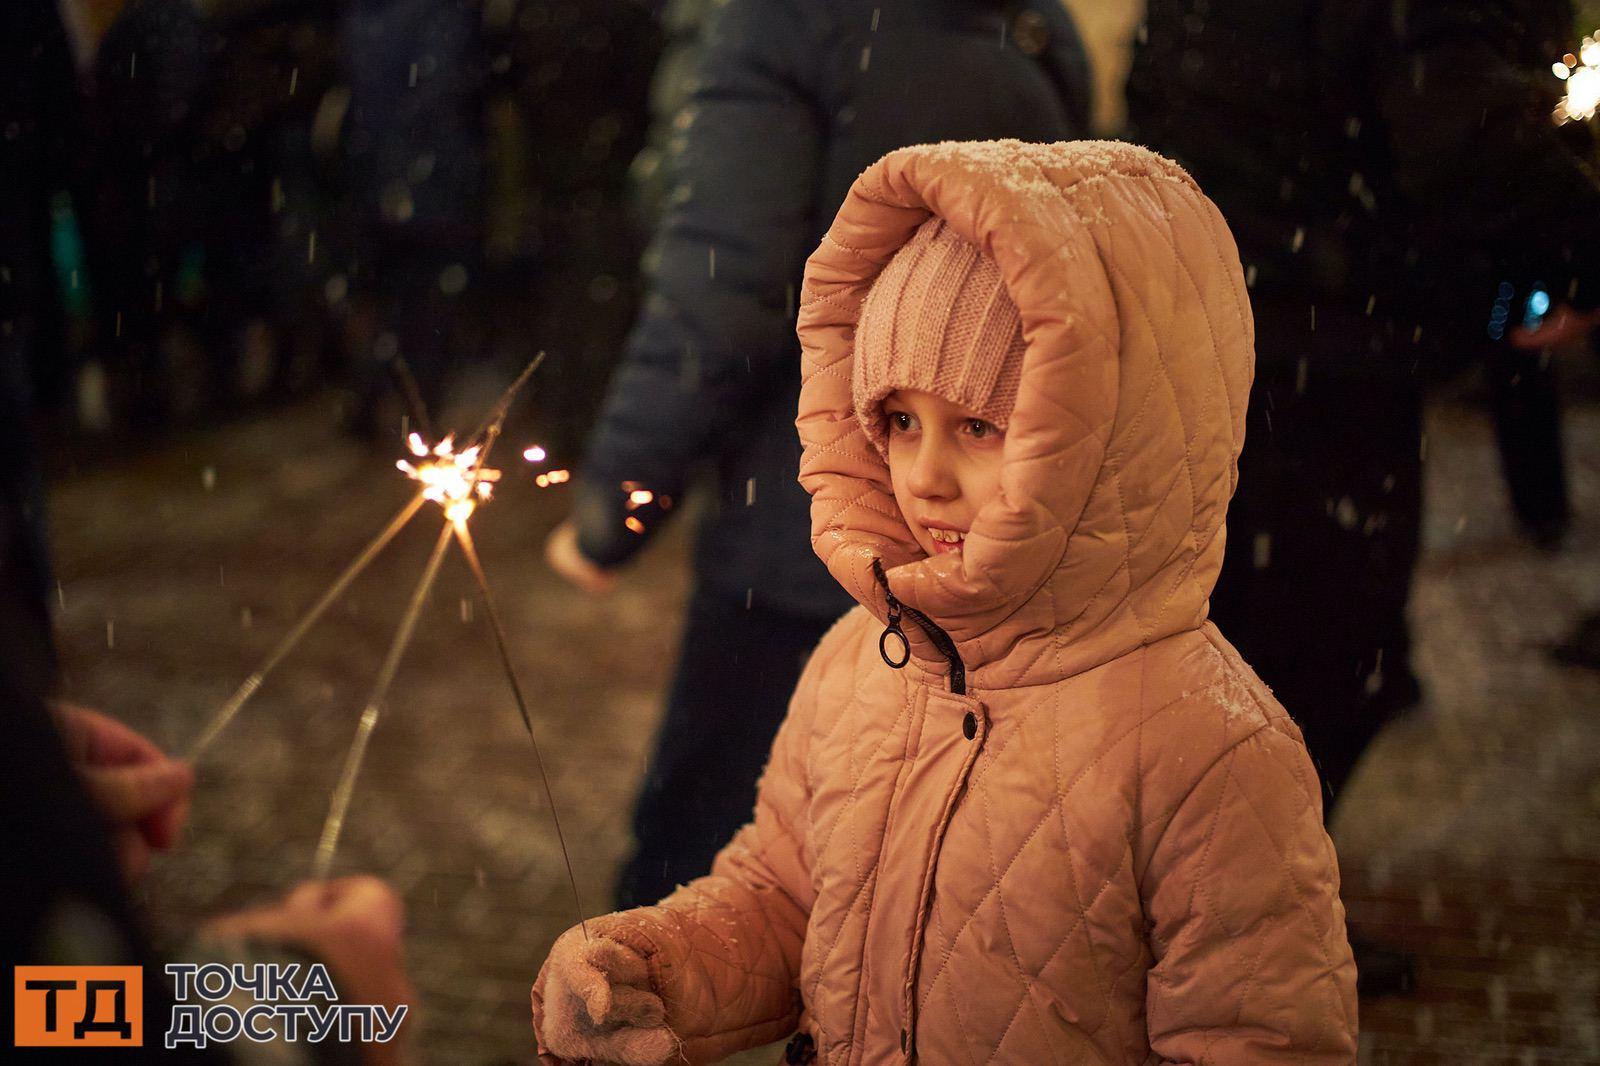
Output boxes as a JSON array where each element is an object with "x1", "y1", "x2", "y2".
[
  {"x1": 452, "y1": 520, "x2": 589, "y2": 939},
  {"x1": 189, "y1": 492, "x2": 429, "y2": 760},
  {"x1": 465, "y1": 351, "x2": 546, "y2": 458},
  {"x1": 312, "y1": 520, "x2": 454, "y2": 881},
  {"x1": 386, "y1": 354, "x2": 436, "y2": 442}
]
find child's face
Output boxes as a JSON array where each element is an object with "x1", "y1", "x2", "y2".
[{"x1": 882, "y1": 389, "x2": 1005, "y2": 559}]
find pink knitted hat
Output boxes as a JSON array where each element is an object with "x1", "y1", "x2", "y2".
[{"x1": 852, "y1": 217, "x2": 1028, "y2": 456}]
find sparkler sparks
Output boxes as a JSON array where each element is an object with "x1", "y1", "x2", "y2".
[
  {"x1": 1553, "y1": 35, "x2": 1600, "y2": 124},
  {"x1": 191, "y1": 353, "x2": 588, "y2": 935},
  {"x1": 395, "y1": 433, "x2": 501, "y2": 526}
]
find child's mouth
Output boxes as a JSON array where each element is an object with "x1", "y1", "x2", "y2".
[{"x1": 926, "y1": 526, "x2": 966, "y2": 553}]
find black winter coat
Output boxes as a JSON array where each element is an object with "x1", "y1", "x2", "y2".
[{"x1": 574, "y1": 0, "x2": 1091, "y2": 618}]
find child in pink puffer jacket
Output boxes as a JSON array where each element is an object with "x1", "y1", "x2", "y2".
[{"x1": 532, "y1": 139, "x2": 1359, "y2": 1065}]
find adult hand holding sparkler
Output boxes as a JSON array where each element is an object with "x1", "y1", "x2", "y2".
[
  {"x1": 56, "y1": 702, "x2": 194, "y2": 882},
  {"x1": 543, "y1": 478, "x2": 670, "y2": 596},
  {"x1": 206, "y1": 875, "x2": 415, "y2": 1066},
  {"x1": 40, "y1": 699, "x2": 413, "y2": 1065},
  {"x1": 544, "y1": 519, "x2": 618, "y2": 596}
]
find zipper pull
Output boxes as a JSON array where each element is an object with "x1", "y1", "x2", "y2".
[
  {"x1": 880, "y1": 596, "x2": 910, "y2": 669},
  {"x1": 873, "y1": 558, "x2": 911, "y2": 669},
  {"x1": 869, "y1": 557, "x2": 967, "y2": 694}
]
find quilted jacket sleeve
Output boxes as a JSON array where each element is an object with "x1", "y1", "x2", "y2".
[
  {"x1": 1142, "y1": 721, "x2": 1359, "y2": 1063},
  {"x1": 573, "y1": 0, "x2": 826, "y2": 568},
  {"x1": 574, "y1": 615, "x2": 850, "y2": 1063}
]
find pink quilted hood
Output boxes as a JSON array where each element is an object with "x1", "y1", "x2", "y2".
[{"x1": 799, "y1": 139, "x2": 1253, "y2": 688}]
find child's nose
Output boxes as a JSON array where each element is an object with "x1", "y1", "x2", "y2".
[{"x1": 906, "y1": 434, "x2": 959, "y2": 500}]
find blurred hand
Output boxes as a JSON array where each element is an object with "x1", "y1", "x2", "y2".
[
  {"x1": 206, "y1": 876, "x2": 414, "y2": 1065},
  {"x1": 544, "y1": 520, "x2": 617, "y2": 596},
  {"x1": 531, "y1": 926, "x2": 676, "y2": 1066},
  {"x1": 54, "y1": 702, "x2": 193, "y2": 881},
  {"x1": 1509, "y1": 305, "x2": 1600, "y2": 350}
]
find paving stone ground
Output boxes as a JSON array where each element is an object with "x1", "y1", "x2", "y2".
[
  {"x1": 47, "y1": 380, "x2": 1600, "y2": 1064},
  {"x1": 1335, "y1": 384, "x2": 1600, "y2": 1063}
]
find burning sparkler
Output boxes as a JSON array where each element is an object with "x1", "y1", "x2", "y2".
[
  {"x1": 395, "y1": 432, "x2": 501, "y2": 526},
  {"x1": 1553, "y1": 35, "x2": 1600, "y2": 124},
  {"x1": 191, "y1": 353, "x2": 587, "y2": 933}
]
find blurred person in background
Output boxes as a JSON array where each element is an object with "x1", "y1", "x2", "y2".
[
  {"x1": 337, "y1": 0, "x2": 660, "y2": 449},
  {"x1": 83, "y1": 0, "x2": 348, "y2": 428},
  {"x1": 4, "y1": 0, "x2": 89, "y2": 448},
  {"x1": 1129, "y1": 0, "x2": 1600, "y2": 817},
  {"x1": 338, "y1": 0, "x2": 486, "y2": 439},
  {"x1": 3, "y1": 5, "x2": 415, "y2": 1060},
  {"x1": 543, "y1": 0, "x2": 1094, "y2": 909},
  {"x1": 79, "y1": 0, "x2": 657, "y2": 446},
  {"x1": 478, "y1": 0, "x2": 660, "y2": 459},
  {"x1": 1128, "y1": 0, "x2": 1600, "y2": 992}
]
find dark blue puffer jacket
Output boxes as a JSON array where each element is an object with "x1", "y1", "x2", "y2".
[{"x1": 575, "y1": 0, "x2": 1091, "y2": 618}]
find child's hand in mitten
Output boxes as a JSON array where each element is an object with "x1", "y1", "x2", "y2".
[{"x1": 531, "y1": 924, "x2": 678, "y2": 1065}]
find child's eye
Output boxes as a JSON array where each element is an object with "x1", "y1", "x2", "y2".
[
  {"x1": 888, "y1": 411, "x2": 914, "y2": 432},
  {"x1": 965, "y1": 419, "x2": 1000, "y2": 440}
]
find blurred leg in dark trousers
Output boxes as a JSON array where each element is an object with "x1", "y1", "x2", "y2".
[
  {"x1": 615, "y1": 590, "x2": 833, "y2": 909},
  {"x1": 1211, "y1": 360, "x2": 1424, "y2": 813}
]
